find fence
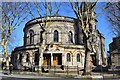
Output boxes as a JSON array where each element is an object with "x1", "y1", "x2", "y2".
[
  {"x1": 91, "y1": 65, "x2": 120, "y2": 79},
  {"x1": 29, "y1": 65, "x2": 84, "y2": 75},
  {"x1": 1, "y1": 64, "x2": 120, "y2": 78}
]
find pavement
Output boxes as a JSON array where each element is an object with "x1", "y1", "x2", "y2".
[
  {"x1": 0, "y1": 73, "x2": 61, "y2": 79},
  {"x1": 0, "y1": 73, "x2": 92, "y2": 80},
  {"x1": 0, "y1": 70, "x2": 120, "y2": 80}
]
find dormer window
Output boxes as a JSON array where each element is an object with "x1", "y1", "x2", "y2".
[{"x1": 54, "y1": 30, "x2": 59, "y2": 42}]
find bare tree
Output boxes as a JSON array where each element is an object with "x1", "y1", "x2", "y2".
[
  {"x1": 69, "y1": 1, "x2": 110, "y2": 75},
  {"x1": 26, "y1": 1, "x2": 61, "y2": 65},
  {"x1": 1, "y1": 2, "x2": 28, "y2": 68},
  {"x1": 69, "y1": 1, "x2": 98, "y2": 75},
  {"x1": 106, "y1": 2, "x2": 120, "y2": 36},
  {"x1": 106, "y1": 2, "x2": 120, "y2": 62}
]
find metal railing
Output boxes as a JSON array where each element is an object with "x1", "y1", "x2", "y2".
[{"x1": 1, "y1": 64, "x2": 120, "y2": 79}]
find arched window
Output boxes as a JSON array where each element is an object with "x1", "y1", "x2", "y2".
[
  {"x1": 26, "y1": 34, "x2": 29, "y2": 45},
  {"x1": 54, "y1": 30, "x2": 59, "y2": 42},
  {"x1": 29, "y1": 30, "x2": 34, "y2": 44},
  {"x1": 68, "y1": 31, "x2": 73, "y2": 43},
  {"x1": 26, "y1": 53, "x2": 30, "y2": 62},
  {"x1": 67, "y1": 53, "x2": 71, "y2": 62},
  {"x1": 34, "y1": 52, "x2": 39, "y2": 65},
  {"x1": 19, "y1": 54, "x2": 22, "y2": 63},
  {"x1": 77, "y1": 53, "x2": 80, "y2": 62},
  {"x1": 40, "y1": 31, "x2": 43, "y2": 43}
]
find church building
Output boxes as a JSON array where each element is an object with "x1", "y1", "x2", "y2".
[{"x1": 11, "y1": 4, "x2": 107, "y2": 71}]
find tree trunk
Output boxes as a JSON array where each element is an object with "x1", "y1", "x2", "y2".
[
  {"x1": 82, "y1": 33, "x2": 91, "y2": 75},
  {"x1": 3, "y1": 45, "x2": 8, "y2": 58},
  {"x1": 2, "y1": 42, "x2": 9, "y2": 69},
  {"x1": 2, "y1": 38, "x2": 9, "y2": 58}
]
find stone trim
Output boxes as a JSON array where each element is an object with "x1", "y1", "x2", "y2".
[{"x1": 24, "y1": 16, "x2": 77, "y2": 32}]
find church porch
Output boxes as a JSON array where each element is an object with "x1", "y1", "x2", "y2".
[{"x1": 43, "y1": 53, "x2": 62, "y2": 66}]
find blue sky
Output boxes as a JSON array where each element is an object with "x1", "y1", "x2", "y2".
[{"x1": 10, "y1": 2, "x2": 115, "y2": 55}]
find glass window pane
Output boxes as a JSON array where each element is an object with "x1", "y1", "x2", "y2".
[
  {"x1": 54, "y1": 30, "x2": 59, "y2": 42},
  {"x1": 29, "y1": 30, "x2": 34, "y2": 44},
  {"x1": 67, "y1": 53, "x2": 71, "y2": 62},
  {"x1": 68, "y1": 31, "x2": 73, "y2": 43},
  {"x1": 77, "y1": 54, "x2": 80, "y2": 62}
]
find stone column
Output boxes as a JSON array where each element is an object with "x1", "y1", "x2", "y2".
[
  {"x1": 38, "y1": 53, "x2": 41, "y2": 71},
  {"x1": 51, "y1": 53, "x2": 53, "y2": 66},
  {"x1": 39, "y1": 47, "x2": 42, "y2": 67},
  {"x1": 62, "y1": 53, "x2": 65, "y2": 65}
]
